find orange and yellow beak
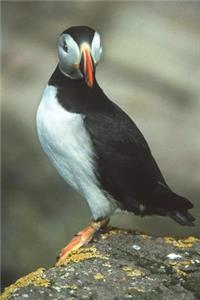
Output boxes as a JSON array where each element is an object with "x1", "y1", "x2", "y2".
[{"x1": 80, "y1": 44, "x2": 94, "y2": 88}]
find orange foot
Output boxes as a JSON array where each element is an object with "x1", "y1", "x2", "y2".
[{"x1": 55, "y1": 218, "x2": 109, "y2": 266}]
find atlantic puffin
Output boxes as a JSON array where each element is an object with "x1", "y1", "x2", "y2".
[{"x1": 36, "y1": 26, "x2": 195, "y2": 265}]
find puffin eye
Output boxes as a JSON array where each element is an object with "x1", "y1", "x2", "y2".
[{"x1": 63, "y1": 43, "x2": 68, "y2": 52}]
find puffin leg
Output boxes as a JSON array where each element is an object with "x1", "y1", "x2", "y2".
[{"x1": 55, "y1": 218, "x2": 109, "y2": 266}]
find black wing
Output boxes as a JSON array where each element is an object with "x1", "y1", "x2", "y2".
[{"x1": 84, "y1": 101, "x2": 167, "y2": 212}]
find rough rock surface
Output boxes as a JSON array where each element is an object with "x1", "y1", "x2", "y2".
[{"x1": 2, "y1": 228, "x2": 200, "y2": 300}]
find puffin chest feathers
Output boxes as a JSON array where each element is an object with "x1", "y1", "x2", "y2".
[{"x1": 36, "y1": 85, "x2": 114, "y2": 219}]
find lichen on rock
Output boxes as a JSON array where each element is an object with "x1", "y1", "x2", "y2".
[
  {"x1": 1, "y1": 228, "x2": 200, "y2": 300},
  {"x1": 1, "y1": 268, "x2": 49, "y2": 300},
  {"x1": 164, "y1": 236, "x2": 199, "y2": 248}
]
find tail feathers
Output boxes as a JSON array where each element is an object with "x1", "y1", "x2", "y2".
[
  {"x1": 169, "y1": 211, "x2": 195, "y2": 226},
  {"x1": 149, "y1": 183, "x2": 195, "y2": 226},
  {"x1": 149, "y1": 183, "x2": 193, "y2": 211}
]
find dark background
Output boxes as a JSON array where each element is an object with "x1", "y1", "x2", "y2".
[{"x1": 2, "y1": 0, "x2": 200, "y2": 290}]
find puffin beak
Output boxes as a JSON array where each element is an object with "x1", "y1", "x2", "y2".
[{"x1": 80, "y1": 44, "x2": 94, "y2": 88}]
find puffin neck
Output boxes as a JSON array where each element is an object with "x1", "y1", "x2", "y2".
[
  {"x1": 48, "y1": 66, "x2": 102, "y2": 114},
  {"x1": 49, "y1": 66, "x2": 92, "y2": 86}
]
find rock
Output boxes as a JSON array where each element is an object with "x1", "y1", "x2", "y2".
[{"x1": 1, "y1": 228, "x2": 200, "y2": 300}]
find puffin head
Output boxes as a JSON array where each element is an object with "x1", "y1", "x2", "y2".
[{"x1": 58, "y1": 26, "x2": 102, "y2": 88}]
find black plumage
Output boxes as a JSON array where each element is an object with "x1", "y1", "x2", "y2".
[
  {"x1": 49, "y1": 65, "x2": 195, "y2": 226},
  {"x1": 62, "y1": 26, "x2": 95, "y2": 46}
]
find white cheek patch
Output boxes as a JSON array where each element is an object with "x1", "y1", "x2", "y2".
[
  {"x1": 91, "y1": 31, "x2": 102, "y2": 64},
  {"x1": 58, "y1": 34, "x2": 80, "y2": 66}
]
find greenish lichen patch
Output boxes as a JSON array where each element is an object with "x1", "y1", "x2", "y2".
[
  {"x1": 94, "y1": 273, "x2": 105, "y2": 280},
  {"x1": 57, "y1": 246, "x2": 109, "y2": 266},
  {"x1": 122, "y1": 266, "x2": 145, "y2": 277},
  {"x1": 66, "y1": 284, "x2": 78, "y2": 290},
  {"x1": 100, "y1": 228, "x2": 129, "y2": 240},
  {"x1": 128, "y1": 286, "x2": 145, "y2": 293},
  {"x1": 164, "y1": 236, "x2": 199, "y2": 249},
  {"x1": 1, "y1": 268, "x2": 49, "y2": 300}
]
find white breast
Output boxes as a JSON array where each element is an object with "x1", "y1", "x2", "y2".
[{"x1": 36, "y1": 85, "x2": 115, "y2": 220}]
